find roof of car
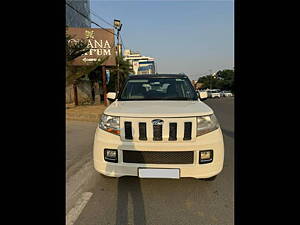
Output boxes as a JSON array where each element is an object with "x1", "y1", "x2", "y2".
[{"x1": 128, "y1": 74, "x2": 189, "y2": 79}]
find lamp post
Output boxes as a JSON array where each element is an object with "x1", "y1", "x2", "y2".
[
  {"x1": 209, "y1": 70, "x2": 218, "y2": 90},
  {"x1": 114, "y1": 19, "x2": 122, "y2": 94}
]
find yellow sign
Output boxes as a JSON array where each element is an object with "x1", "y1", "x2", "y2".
[{"x1": 85, "y1": 30, "x2": 95, "y2": 39}]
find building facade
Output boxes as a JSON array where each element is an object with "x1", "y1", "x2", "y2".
[
  {"x1": 66, "y1": 0, "x2": 91, "y2": 28},
  {"x1": 66, "y1": 0, "x2": 94, "y2": 104},
  {"x1": 123, "y1": 49, "x2": 156, "y2": 75}
]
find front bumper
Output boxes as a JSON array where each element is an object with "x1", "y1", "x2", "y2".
[{"x1": 93, "y1": 127, "x2": 224, "y2": 179}]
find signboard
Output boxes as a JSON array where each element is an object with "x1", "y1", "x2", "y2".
[{"x1": 67, "y1": 27, "x2": 116, "y2": 66}]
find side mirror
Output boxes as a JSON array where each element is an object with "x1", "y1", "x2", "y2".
[{"x1": 107, "y1": 92, "x2": 116, "y2": 101}]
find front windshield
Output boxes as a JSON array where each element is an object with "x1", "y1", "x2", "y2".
[{"x1": 119, "y1": 77, "x2": 198, "y2": 101}]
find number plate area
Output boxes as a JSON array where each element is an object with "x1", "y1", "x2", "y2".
[{"x1": 138, "y1": 168, "x2": 180, "y2": 179}]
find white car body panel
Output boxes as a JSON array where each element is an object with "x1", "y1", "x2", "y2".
[
  {"x1": 93, "y1": 99, "x2": 224, "y2": 179},
  {"x1": 105, "y1": 100, "x2": 213, "y2": 117},
  {"x1": 94, "y1": 126, "x2": 224, "y2": 178}
]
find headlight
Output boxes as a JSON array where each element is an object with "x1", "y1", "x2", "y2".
[
  {"x1": 196, "y1": 114, "x2": 219, "y2": 136},
  {"x1": 99, "y1": 114, "x2": 120, "y2": 135}
]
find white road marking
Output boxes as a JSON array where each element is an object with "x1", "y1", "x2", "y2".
[
  {"x1": 66, "y1": 160, "x2": 94, "y2": 212},
  {"x1": 66, "y1": 192, "x2": 93, "y2": 225}
]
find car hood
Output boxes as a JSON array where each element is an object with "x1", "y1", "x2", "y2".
[{"x1": 104, "y1": 100, "x2": 214, "y2": 117}]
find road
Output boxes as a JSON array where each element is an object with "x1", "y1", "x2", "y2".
[{"x1": 66, "y1": 97, "x2": 234, "y2": 225}]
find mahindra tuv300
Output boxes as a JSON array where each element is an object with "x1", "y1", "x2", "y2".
[{"x1": 93, "y1": 74, "x2": 224, "y2": 180}]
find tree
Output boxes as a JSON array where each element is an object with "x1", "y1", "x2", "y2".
[
  {"x1": 107, "y1": 56, "x2": 134, "y2": 92},
  {"x1": 197, "y1": 69, "x2": 234, "y2": 91},
  {"x1": 216, "y1": 69, "x2": 234, "y2": 92},
  {"x1": 197, "y1": 75, "x2": 211, "y2": 89}
]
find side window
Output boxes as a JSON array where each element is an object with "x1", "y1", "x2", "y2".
[
  {"x1": 175, "y1": 82, "x2": 184, "y2": 97},
  {"x1": 181, "y1": 81, "x2": 193, "y2": 98},
  {"x1": 161, "y1": 83, "x2": 170, "y2": 93}
]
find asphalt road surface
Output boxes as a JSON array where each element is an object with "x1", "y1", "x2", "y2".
[{"x1": 66, "y1": 97, "x2": 234, "y2": 225}]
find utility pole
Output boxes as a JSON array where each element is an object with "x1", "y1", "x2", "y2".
[
  {"x1": 101, "y1": 66, "x2": 107, "y2": 106},
  {"x1": 114, "y1": 19, "x2": 122, "y2": 94},
  {"x1": 116, "y1": 32, "x2": 120, "y2": 93}
]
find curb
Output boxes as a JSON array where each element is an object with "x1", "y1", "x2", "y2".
[
  {"x1": 66, "y1": 104, "x2": 106, "y2": 122},
  {"x1": 66, "y1": 113, "x2": 100, "y2": 122}
]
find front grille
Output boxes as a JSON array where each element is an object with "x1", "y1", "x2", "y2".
[
  {"x1": 123, "y1": 150, "x2": 194, "y2": 164},
  {"x1": 123, "y1": 119, "x2": 194, "y2": 141}
]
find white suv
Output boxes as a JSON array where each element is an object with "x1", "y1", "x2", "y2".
[
  {"x1": 220, "y1": 90, "x2": 233, "y2": 97},
  {"x1": 93, "y1": 74, "x2": 224, "y2": 180},
  {"x1": 207, "y1": 90, "x2": 221, "y2": 98}
]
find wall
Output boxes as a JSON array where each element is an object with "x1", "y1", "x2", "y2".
[{"x1": 66, "y1": 80, "x2": 104, "y2": 104}]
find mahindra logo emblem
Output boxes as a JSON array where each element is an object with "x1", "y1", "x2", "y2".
[{"x1": 152, "y1": 119, "x2": 164, "y2": 126}]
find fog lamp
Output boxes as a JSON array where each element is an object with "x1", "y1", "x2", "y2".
[
  {"x1": 199, "y1": 150, "x2": 213, "y2": 164},
  {"x1": 104, "y1": 149, "x2": 118, "y2": 163}
]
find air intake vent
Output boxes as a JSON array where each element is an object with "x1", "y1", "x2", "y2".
[
  {"x1": 123, "y1": 150, "x2": 194, "y2": 164},
  {"x1": 153, "y1": 124, "x2": 163, "y2": 141},
  {"x1": 124, "y1": 121, "x2": 133, "y2": 140},
  {"x1": 169, "y1": 123, "x2": 177, "y2": 141},
  {"x1": 139, "y1": 122, "x2": 147, "y2": 140},
  {"x1": 183, "y1": 122, "x2": 192, "y2": 140}
]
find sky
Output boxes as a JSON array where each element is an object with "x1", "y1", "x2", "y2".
[{"x1": 90, "y1": 0, "x2": 234, "y2": 81}]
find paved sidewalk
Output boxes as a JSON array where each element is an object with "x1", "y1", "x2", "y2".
[{"x1": 66, "y1": 103, "x2": 107, "y2": 122}]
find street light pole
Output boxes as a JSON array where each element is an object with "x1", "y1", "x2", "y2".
[
  {"x1": 116, "y1": 30, "x2": 120, "y2": 93},
  {"x1": 114, "y1": 19, "x2": 122, "y2": 94}
]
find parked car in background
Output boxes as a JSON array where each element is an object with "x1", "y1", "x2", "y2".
[
  {"x1": 197, "y1": 89, "x2": 208, "y2": 101},
  {"x1": 220, "y1": 91, "x2": 233, "y2": 97},
  {"x1": 207, "y1": 89, "x2": 221, "y2": 98}
]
